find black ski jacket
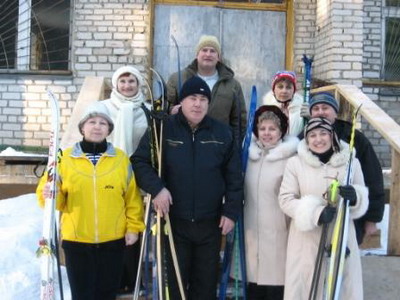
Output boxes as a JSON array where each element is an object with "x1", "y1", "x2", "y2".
[
  {"x1": 333, "y1": 119, "x2": 385, "y2": 243},
  {"x1": 131, "y1": 110, "x2": 244, "y2": 222}
]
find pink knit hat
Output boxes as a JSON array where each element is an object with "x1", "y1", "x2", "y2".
[{"x1": 271, "y1": 71, "x2": 297, "y2": 93}]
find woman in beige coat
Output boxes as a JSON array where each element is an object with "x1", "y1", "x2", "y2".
[
  {"x1": 244, "y1": 105, "x2": 299, "y2": 299},
  {"x1": 279, "y1": 117, "x2": 368, "y2": 300}
]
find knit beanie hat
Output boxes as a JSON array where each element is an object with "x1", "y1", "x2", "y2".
[
  {"x1": 111, "y1": 65, "x2": 144, "y2": 89},
  {"x1": 78, "y1": 104, "x2": 114, "y2": 135},
  {"x1": 309, "y1": 92, "x2": 340, "y2": 113},
  {"x1": 304, "y1": 117, "x2": 340, "y2": 152},
  {"x1": 252, "y1": 105, "x2": 289, "y2": 139},
  {"x1": 179, "y1": 76, "x2": 212, "y2": 103},
  {"x1": 195, "y1": 35, "x2": 221, "y2": 57},
  {"x1": 272, "y1": 71, "x2": 297, "y2": 93}
]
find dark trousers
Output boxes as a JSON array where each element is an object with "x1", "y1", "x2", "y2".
[
  {"x1": 247, "y1": 282, "x2": 284, "y2": 300},
  {"x1": 167, "y1": 217, "x2": 221, "y2": 300},
  {"x1": 62, "y1": 239, "x2": 125, "y2": 300},
  {"x1": 119, "y1": 240, "x2": 141, "y2": 290}
]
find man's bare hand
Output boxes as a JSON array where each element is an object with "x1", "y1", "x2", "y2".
[{"x1": 153, "y1": 188, "x2": 173, "y2": 217}]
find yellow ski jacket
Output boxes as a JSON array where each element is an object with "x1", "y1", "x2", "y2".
[{"x1": 37, "y1": 142, "x2": 145, "y2": 244}]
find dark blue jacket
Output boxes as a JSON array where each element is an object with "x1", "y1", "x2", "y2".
[{"x1": 132, "y1": 110, "x2": 243, "y2": 222}]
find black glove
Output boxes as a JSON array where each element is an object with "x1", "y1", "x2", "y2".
[
  {"x1": 318, "y1": 206, "x2": 336, "y2": 225},
  {"x1": 339, "y1": 185, "x2": 357, "y2": 206}
]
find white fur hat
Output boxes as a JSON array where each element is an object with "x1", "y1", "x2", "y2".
[{"x1": 111, "y1": 66, "x2": 144, "y2": 89}]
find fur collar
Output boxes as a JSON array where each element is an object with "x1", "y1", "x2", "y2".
[
  {"x1": 297, "y1": 139, "x2": 352, "y2": 168},
  {"x1": 249, "y1": 135, "x2": 299, "y2": 162}
]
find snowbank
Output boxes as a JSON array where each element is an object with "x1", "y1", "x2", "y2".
[
  {"x1": 0, "y1": 147, "x2": 47, "y2": 157},
  {"x1": 0, "y1": 194, "x2": 70, "y2": 300}
]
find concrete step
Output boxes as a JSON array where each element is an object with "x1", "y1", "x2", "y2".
[{"x1": 362, "y1": 255, "x2": 400, "y2": 300}]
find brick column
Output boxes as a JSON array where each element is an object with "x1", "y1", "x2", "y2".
[{"x1": 313, "y1": 0, "x2": 364, "y2": 87}]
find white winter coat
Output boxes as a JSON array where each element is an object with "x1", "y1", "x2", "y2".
[
  {"x1": 263, "y1": 91, "x2": 304, "y2": 136},
  {"x1": 244, "y1": 135, "x2": 299, "y2": 285},
  {"x1": 279, "y1": 140, "x2": 368, "y2": 300}
]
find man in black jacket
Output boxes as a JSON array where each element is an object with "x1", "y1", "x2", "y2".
[
  {"x1": 132, "y1": 76, "x2": 243, "y2": 299},
  {"x1": 304, "y1": 92, "x2": 385, "y2": 245}
]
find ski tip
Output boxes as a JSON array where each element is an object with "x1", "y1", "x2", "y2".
[
  {"x1": 251, "y1": 85, "x2": 257, "y2": 96},
  {"x1": 302, "y1": 54, "x2": 314, "y2": 63},
  {"x1": 171, "y1": 35, "x2": 178, "y2": 45}
]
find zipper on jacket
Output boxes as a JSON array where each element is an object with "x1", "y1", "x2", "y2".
[
  {"x1": 191, "y1": 129, "x2": 196, "y2": 221},
  {"x1": 91, "y1": 156, "x2": 100, "y2": 243}
]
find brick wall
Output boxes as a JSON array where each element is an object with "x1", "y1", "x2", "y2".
[
  {"x1": 293, "y1": 0, "x2": 363, "y2": 86},
  {"x1": 0, "y1": 0, "x2": 398, "y2": 168},
  {"x1": 0, "y1": 0, "x2": 151, "y2": 148},
  {"x1": 294, "y1": 0, "x2": 399, "y2": 168},
  {"x1": 361, "y1": 0, "x2": 400, "y2": 167},
  {"x1": 314, "y1": 0, "x2": 364, "y2": 86}
]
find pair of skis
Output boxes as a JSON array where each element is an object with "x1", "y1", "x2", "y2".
[
  {"x1": 133, "y1": 70, "x2": 185, "y2": 300},
  {"x1": 219, "y1": 85, "x2": 257, "y2": 300},
  {"x1": 309, "y1": 106, "x2": 361, "y2": 300},
  {"x1": 36, "y1": 90, "x2": 64, "y2": 300}
]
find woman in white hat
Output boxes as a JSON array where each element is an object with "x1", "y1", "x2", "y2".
[
  {"x1": 37, "y1": 109, "x2": 145, "y2": 299},
  {"x1": 91, "y1": 65, "x2": 151, "y2": 157}
]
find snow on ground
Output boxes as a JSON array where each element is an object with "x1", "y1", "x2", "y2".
[
  {"x1": 0, "y1": 147, "x2": 47, "y2": 157},
  {"x1": 361, "y1": 204, "x2": 389, "y2": 256},
  {"x1": 0, "y1": 194, "x2": 70, "y2": 300},
  {"x1": 0, "y1": 193, "x2": 389, "y2": 299}
]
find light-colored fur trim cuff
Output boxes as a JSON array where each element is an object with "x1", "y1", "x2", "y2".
[
  {"x1": 350, "y1": 184, "x2": 369, "y2": 219},
  {"x1": 294, "y1": 195, "x2": 326, "y2": 231}
]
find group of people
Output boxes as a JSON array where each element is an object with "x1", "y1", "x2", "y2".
[{"x1": 36, "y1": 34, "x2": 384, "y2": 300}]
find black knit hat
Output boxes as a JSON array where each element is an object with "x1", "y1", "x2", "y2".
[
  {"x1": 252, "y1": 105, "x2": 289, "y2": 139},
  {"x1": 179, "y1": 76, "x2": 211, "y2": 102}
]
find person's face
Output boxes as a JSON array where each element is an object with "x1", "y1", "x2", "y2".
[
  {"x1": 81, "y1": 116, "x2": 109, "y2": 143},
  {"x1": 310, "y1": 103, "x2": 337, "y2": 123},
  {"x1": 117, "y1": 74, "x2": 139, "y2": 97},
  {"x1": 196, "y1": 47, "x2": 219, "y2": 70},
  {"x1": 273, "y1": 80, "x2": 295, "y2": 102},
  {"x1": 307, "y1": 128, "x2": 332, "y2": 154},
  {"x1": 257, "y1": 119, "x2": 282, "y2": 147},
  {"x1": 180, "y1": 94, "x2": 209, "y2": 126}
]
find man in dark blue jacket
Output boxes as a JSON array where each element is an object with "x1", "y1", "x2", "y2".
[{"x1": 132, "y1": 76, "x2": 243, "y2": 300}]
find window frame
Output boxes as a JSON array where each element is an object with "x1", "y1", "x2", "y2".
[
  {"x1": 0, "y1": 0, "x2": 73, "y2": 75},
  {"x1": 154, "y1": 0, "x2": 287, "y2": 12},
  {"x1": 382, "y1": 2, "x2": 400, "y2": 82}
]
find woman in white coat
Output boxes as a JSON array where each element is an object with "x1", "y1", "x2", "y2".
[
  {"x1": 244, "y1": 105, "x2": 299, "y2": 299},
  {"x1": 279, "y1": 117, "x2": 368, "y2": 300},
  {"x1": 262, "y1": 71, "x2": 303, "y2": 136},
  {"x1": 91, "y1": 65, "x2": 150, "y2": 157}
]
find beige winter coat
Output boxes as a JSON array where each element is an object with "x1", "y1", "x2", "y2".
[
  {"x1": 279, "y1": 140, "x2": 368, "y2": 300},
  {"x1": 244, "y1": 135, "x2": 299, "y2": 285}
]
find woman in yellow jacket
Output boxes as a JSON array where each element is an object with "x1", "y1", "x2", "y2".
[{"x1": 36, "y1": 108, "x2": 145, "y2": 300}]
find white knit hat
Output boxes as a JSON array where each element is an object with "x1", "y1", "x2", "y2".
[
  {"x1": 111, "y1": 66, "x2": 144, "y2": 89},
  {"x1": 78, "y1": 103, "x2": 114, "y2": 135},
  {"x1": 195, "y1": 35, "x2": 221, "y2": 57}
]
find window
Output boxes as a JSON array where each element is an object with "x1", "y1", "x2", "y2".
[
  {"x1": 0, "y1": 0, "x2": 71, "y2": 72},
  {"x1": 383, "y1": 0, "x2": 400, "y2": 81},
  {"x1": 384, "y1": 17, "x2": 400, "y2": 81}
]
